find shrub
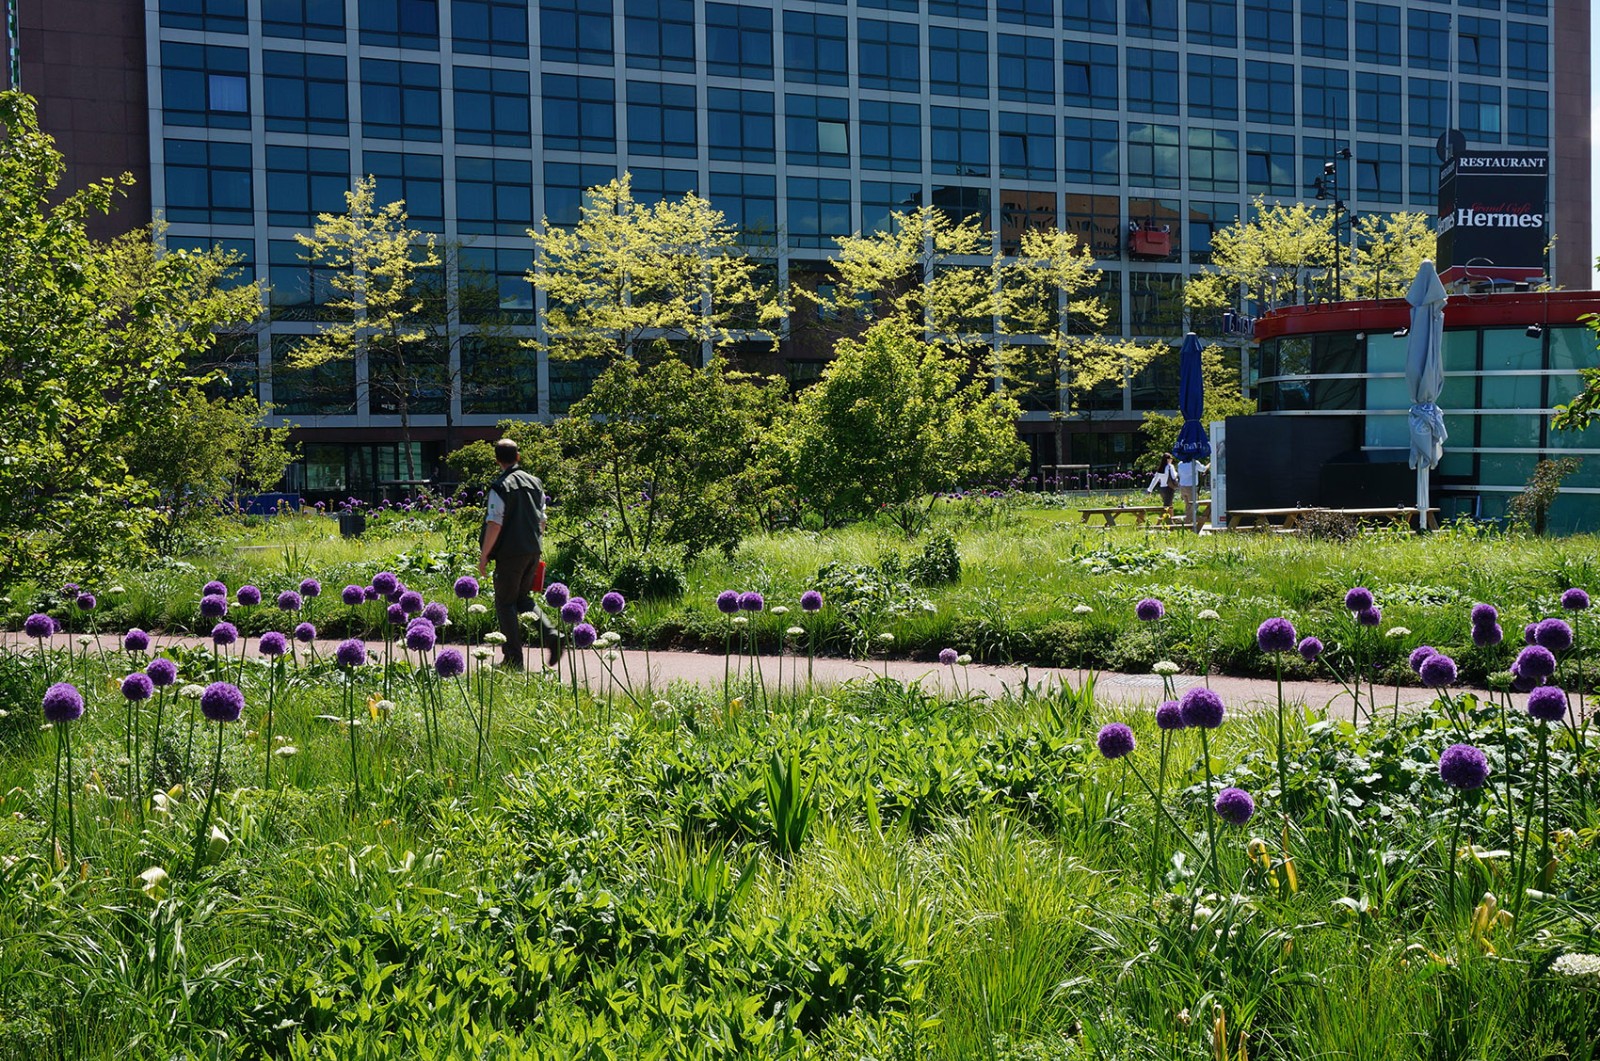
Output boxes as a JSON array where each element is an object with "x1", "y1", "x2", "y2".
[{"x1": 908, "y1": 531, "x2": 961, "y2": 586}]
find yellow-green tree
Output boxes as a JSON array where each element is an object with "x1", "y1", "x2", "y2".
[
  {"x1": 292, "y1": 175, "x2": 441, "y2": 483},
  {"x1": 527, "y1": 174, "x2": 784, "y2": 363}
]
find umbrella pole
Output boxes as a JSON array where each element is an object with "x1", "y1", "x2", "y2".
[{"x1": 1416, "y1": 464, "x2": 1430, "y2": 533}]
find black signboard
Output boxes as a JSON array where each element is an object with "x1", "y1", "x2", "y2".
[{"x1": 1436, "y1": 149, "x2": 1549, "y2": 283}]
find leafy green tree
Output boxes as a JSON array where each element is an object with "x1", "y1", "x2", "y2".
[
  {"x1": 1508, "y1": 457, "x2": 1583, "y2": 536},
  {"x1": 1551, "y1": 286, "x2": 1600, "y2": 433},
  {"x1": 0, "y1": 91, "x2": 262, "y2": 579},
  {"x1": 780, "y1": 322, "x2": 1026, "y2": 525},
  {"x1": 1136, "y1": 344, "x2": 1258, "y2": 471}
]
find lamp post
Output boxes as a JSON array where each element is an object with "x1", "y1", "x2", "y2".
[{"x1": 1314, "y1": 147, "x2": 1355, "y2": 302}]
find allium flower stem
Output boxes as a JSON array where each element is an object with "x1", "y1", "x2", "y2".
[
  {"x1": 1538, "y1": 721, "x2": 1553, "y2": 879},
  {"x1": 345, "y1": 672, "x2": 361, "y2": 809},
  {"x1": 190, "y1": 719, "x2": 225, "y2": 877},
  {"x1": 263, "y1": 657, "x2": 280, "y2": 790},
  {"x1": 1275, "y1": 655, "x2": 1287, "y2": 814},
  {"x1": 184, "y1": 697, "x2": 199, "y2": 781},
  {"x1": 49, "y1": 724, "x2": 62, "y2": 862},
  {"x1": 1446, "y1": 791, "x2": 1466, "y2": 914},
  {"x1": 1198, "y1": 726, "x2": 1223, "y2": 892},
  {"x1": 1152, "y1": 730, "x2": 1171, "y2": 888},
  {"x1": 1123, "y1": 756, "x2": 1207, "y2": 865},
  {"x1": 1513, "y1": 724, "x2": 1543, "y2": 925},
  {"x1": 148, "y1": 688, "x2": 167, "y2": 808},
  {"x1": 64, "y1": 724, "x2": 80, "y2": 866}
]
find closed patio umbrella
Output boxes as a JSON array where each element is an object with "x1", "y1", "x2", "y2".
[
  {"x1": 1173, "y1": 332, "x2": 1211, "y2": 461},
  {"x1": 1405, "y1": 260, "x2": 1448, "y2": 527}
]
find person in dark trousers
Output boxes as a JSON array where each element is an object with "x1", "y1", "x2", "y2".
[{"x1": 477, "y1": 439, "x2": 562, "y2": 670}]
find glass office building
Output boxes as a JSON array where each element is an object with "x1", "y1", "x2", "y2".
[{"x1": 127, "y1": 0, "x2": 1573, "y2": 492}]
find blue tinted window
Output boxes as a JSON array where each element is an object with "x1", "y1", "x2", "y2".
[
  {"x1": 626, "y1": 0, "x2": 695, "y2": 72},
  {"x1": 1127, "y1": 122, "x2": 1180, "y2": 188},
  {"x1": 1460, "y1": 82, "x2": 1501, "y2": 141},
  {"x1": 264, "y1": 51, "x2": 347, "y2": 135},
  {"x1": 784, "y1": 11, "x2": 848, "y2": 86},
  {"x1": 455, "y1": 67, "x2": 531, "y2": 147},
  {"x1": 627, "y1": 81, "x2": 697, "y2": 158},
  {"x1": 997, "y1": 0, "x2": 1052, "y2": 26},
  {"x1": 544, "y1": 162, "x2": 616, "y2": 225},
  {"x1": 930, "y1": 27, "x2": 989, "y2": 98},
  {"x1": 931, "y1": 0, "x2": 987, "y2": 17},
  {"x1": 1409, "y1": 144, "x2": 1436, "y2": 203},
  {"x1": 457, "y1": 157, "x2": 532, "y2": 235},
  {"x1": 1246, "y1": 133, "x2": 1296, "y2": 196},
  {"x1": 787, "y1": 177, "x2": 852, "y2": 248},
  {"x1": 1063, "y1": 0, "x2": 1117, "y2": 34},
  {"x1": 999, "y1": 34, "x2": 1053, "y2": 105},
  {"x1": 858, "y1": 19, "x2": 921, "y2": 92},
  {"x1": 1187, "y1": 54, "x2": 1236, "y2": 120},
  {"x1": 930, "y1": 185, "x2": 989, "y2": 226},
  {"x1": 1125, "y1": 0, "x2": 1178, "y2": 41},
  {"x1": 459, "y1": 248, "x2": 534, "y2": 322},
  {"x1": 859, "y1": 100, "x2": 922, "y2": 172},
  {"x1": 1356, "y1": 72, "x2": 1400, "y2": 133},
  {"x1": 453, "y1": 0, "x2": 529, "y2": 57},
  {"x1": 359, "y1": 0, "x2": 439, "y2": 49},
  {"x1": 1408, "y1": 77, "x2": 1447, "y2": 138},
  {"x1": 161, "y1": 43, "x2": 251, "y2": 130},
  {"x1": 270, "y1": 335, "x2": 354, "y2": 412},
  {"x1": 1064, "y1": 116, "x2": 1119, "y2": 184},
  {"x1": 1301, "y1": 66, "x2": 1348, "y2": 129},
  {"x1": 1459, "y1": 17, "x2": 1501, "y2": 77},
  {"x1": 1188, "y1": 128, "x2": 1238, "y2": 193},
  {"x1": 262, "y1": 0, "x2": 345, "y2": 40},
  {"x1": 707, "y1": 88, "x2": 774, "y2": 162},
  {"x1": 1000, "y1": 112, "x2": 1054, "y2": 181},
  {"x1": 167, "y1": 236, "x2": 257, "y2": 287},
  {"x1": 1244, "y1": 0, "x2": 1293, "y2": 54},
  {"x1": 630, "y1": 167, "x2": 697, "y2": 204},
  {"x1": 364, "y1": 152, "x2": 444, "y2": 230},
  {"x1": 542, "y1": 74, "x2": 616, "y2": 153},
  {"x1": 1507, "y1": 88, "x2": 1547, "y2": 146},
  {"x1": 361, "y1": 59, "x2": 442, "y2": 141},
  {"x1": 266, "y1": 146, "x2": 350, "y2": 228},
  {"x1": 164, "y1": 139, "x2": 253, "y2": 225},
  {"x1": 1187, "y1": 0, "x2": 1236, "y2": 46},
  {"x1": 931, "y1": 106, "x2": 989, "y2": 177},
  {"x1": 1355, "y1": 141, "x2": 1402, "y2": 202},
  {"x1": 1126, "y1": 48, "x2": 1178, "y2": 116},
  {"x1": 708, "y1": 171, "x2": 777, "y2": 243},
  {"x1": 1408, "y1": 10, "x2": 1449, "y2": 70},
  {"x1": 541, "y1": 0, "x2": 613, "y2": 65},
  {"x1": 160, "y1": 0, "x2": 246, "y2": 33},
  {"x1": 1506, "y1": 0, "x2": 1546, "y2": 13},
  {"x1": 1246, "y1": 62, "x2": 1294, "y2": 124},
  {"x1": 1301, "y1": 0, "x2": 1348, "y2": 59},
  {"x1": 861, "y1": 0, "x2": 920, "y2": 10},
  {"x1": 1354, "y1": 3, "x2": 1399, "y2": 62},
  {"x1": 786, "y1": 94, "x2": 850, "y2": 168},
  {"x1": 706, "y1": 3, "x2": 773, "y2": 78},
  {"x1": 1062, "y1": 40, "x2": 1117, "y2": 108},
  {"x1": 1506, "y1": 21, "x2": 1547, "y2": 81},
  {"x1": 861, "y1": 180, "x2": 922, "y2": 235},
  {"x1": 461, "y1": 335, "x2": 538, "y2": 412}
]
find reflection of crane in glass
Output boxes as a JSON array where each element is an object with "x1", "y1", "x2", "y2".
[{"x1": 1128, "y1": 218, "x2": 1172, "y2": 260}]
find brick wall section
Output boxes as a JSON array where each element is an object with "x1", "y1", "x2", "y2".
[{"x1": 1553, "y1": 0, "x2": 1592, "y2": 288}]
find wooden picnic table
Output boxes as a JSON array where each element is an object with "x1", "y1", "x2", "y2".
[
  {"x1": 1080, "y1": 501, "x2": 1210, "y2": 528},
  {"x1": 1227, "y1": 506, "x2": 1440, "y2": 531}
]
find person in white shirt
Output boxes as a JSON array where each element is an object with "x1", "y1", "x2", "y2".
[
  {"x1": 1146, "y1": 454, "x2": 1177, "y2": 525},
  {"x1": 1176, "y1": 457, "x2": 1210, "y2": 532}
]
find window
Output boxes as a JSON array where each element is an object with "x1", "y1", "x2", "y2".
[
  {"x1": 629, "y1": 166, "x2": 697, "y2": 204},
  {"x1": 269, "y1": 241, "x2": 343, "y2": 321},
  {"x1": 997, "y1": 0, "x2": 1052, "y2": 26},
  {"x1": 861, "y1": 0, "x2": 919, "y2": 10},
  {"x1": 1000, "y1": 112, "x2": 1054, "y2": 181},
  {"x1": 459, "y1": 248, "x2": 534, "y2": 322},
  {"x1": 1506, "y1": 0, "x2": 1546, "y2": 13},
  {"x1": 1127, "y1": 123, "x2": 1180, "y2": 188},
  {"x1": 1301, "y1": 0, "x2": 1348, "y2": 60},
  {"x1": 1187, "y1": 0, "x2": 1236, "y2": 46},
  {"x1": 1409, "y1": 77, "x2": 1448, "y2": 139},
  {"x1": 1460, "y1": 82, "x2": 1501, "y2": 140},
  {"x1": 1506, "y1": 21, "x2": 1546, "y2": 81},
  {"x1": 861, "y1": 180, "x2": 922, "y2": 235},
  {"x1": 359, "y1": 0, "x2": 439, "y2": 49},
  {"x1": 1354, "y1": 3, "x2": 1400, "y2": 61},
  {"x1": 1129, "y1": 272, "x2": 1183, "y2": 333},
  {"x1": 931, "y1": 185, "x2": 991, "y2": 226},
  {"x1": 1246, "y1": 62, "x2": 1294, "y2": 125},
  {"x1": 706, "y1": 4, "x2": 773, "y2": 78},
  {"x1": 998, "y1": 190, "x2": 1057, "y2": 254},
  {"x1": 1408, "y1": 10, "x2": 1449, "y2": 70},
  {"x1": 858, "y1": 19, "x2": 920, "y2": 93},
  {"x1": 787, "y1": 177, "x2": 852, "y2": 249},
  {"x1": 1063, "y1": 0, "x2": 1117, "y2": 35},
  {"x1": 1188, "y1": 201, "x2": 1234, "y2": 265},
  {"x1": 541, "y1": 0, "x2": 613, "y2": 65},
  {"x1": 1244, "y1": 0, "x2": 1293, "y2": 53},
  {"x1": 1063, "y1": 193, "x2": 1122, "y2": 259},
  {"x1": 457, "y1": 157, "x2": 532, "y2": 235},
  {"x1": 931, "y1": 106, "x2": 989, "y2": 177},
  {"x1": 361, "y1": 59, "x2": 442, "y2": 142},
  {"x1": 627, "y1": 81, "x2": 697, "y2": 158},
  {"x1": 1356, "y1": 72, "x2": 1401, "y2": 133},
  {"x1": 931, "y1": 0, "x2": 987, "y2": 18},
  {"x1": 708, "y1": 171, "x2": 777, "y2": 242},
  {"x1": 1064, "y1": 117, "x2": 1119, "y2": 184},
  {"x1": 544, "y1": 162, "x2": 616, "y2": 224},
  {"x1": 266, "y1": 146, "x2": 349, "y2": 229},
  {"x1": 786, "y1": 94, "x2": 850, "y2": 168},
  {"x1": 164, "y1": 139, "x2": 253, "y2": 226},
  {"x1": 1126, "y1": 48, "x2": 1178, "y2": 116},
  {"x1": 1301, "y1": 66, "x2": 1348, "y2": 130},
  {"x1": 455, "y1": 66, "x2": 531, "y2": 147},
  {"x1": 707, "y1": 88, "x2": 774, "y2": 162},
  {"x1": 1188, "y1": 55, "x2": 1236, "y2": 120},
  {"x1": 1300, "y1": 135, "x2": 1337, "y2": 199},
  {"x1": 365, "y1": 152, "x2": 444, "y2": 231},
  {"x1": 1124, "y1": 0, "x2": 1178, "y2": 40},
  {"x1": 1459, "y1": 17, "x2": 1501, "y2": 77},
  {"x1": 1355, "y1": 141, "x2": 1402, "y2": 202},
  {"x1": 999, "y1": 34, "x2": 1053, "y2": 105},
  {"x1": 167, "y1": 237, "x2": 257, "y2": 289},
  {"x1": 1062, "y1": 41, "x2": 1117, "y2": 109},
  {"x1": 160, "y1": 0, "x2": 245, "y2": 33},
  {"x1": 1408, "y1": 144, "x2": 1437, "y2": 205},
  {"x1": 271, "y1": 336, "x2": 355, "y2": 414},
  {"x1": 454, "y1": 0, "x2": 529, "y2": 57},
  {"x1": 1246, "y1": 133, "x2": 1296, "y2": 196},
  {"x1": 161, "y1": 43, "x2": 250, "y2": 130},
  {"x1": 626, "y1": 0, "x2": 695, "y2": 72},
  {"x1": 859, "y1": 100, "x2": 922, "y2": 172},
  {"x1": 542, "y1": 74, "x2": 615, "y2": 153},
  {"x1": 264, "y1": 52, "x2": 347, "y2": 136},
  {"x1": 461, "y1": 335, "x2": 538, "y2": 414},
  {"x1": 1508, "y1": 88, "x2": 1548, "y2": 146},
  {"x1": 262, "y1": 0, "x2": 344, "y2": 40},
  {"x1": 1187, "y1": 128, "x2": 1237, "y2": 193},
  {"x1": 929, "y1": 27, "x2": 989, "y2": 98},
  {"x1": 784, "y1": 11, "x2": 848, "y2": 86}
]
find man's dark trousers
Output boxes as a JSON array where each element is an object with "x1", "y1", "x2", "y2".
[{"x1": 493, "y1": 552, "x2": 558, "y2": 669}]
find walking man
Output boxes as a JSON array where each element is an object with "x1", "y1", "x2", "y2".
[
  {"x1": 477, "y1": 438, "x2": 561, "y2": 669},
  {"x1": 1176, "y1": 456, "x2": 1210, "y2": 533}
]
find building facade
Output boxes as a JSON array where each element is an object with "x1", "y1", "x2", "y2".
[{"x1": 3, "y1": 0, "x2": 1590, "y2": 497}]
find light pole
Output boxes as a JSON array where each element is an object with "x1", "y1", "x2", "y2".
[{"x1": 1314, "y1": 147, "x2": 1355, "y2": 302}]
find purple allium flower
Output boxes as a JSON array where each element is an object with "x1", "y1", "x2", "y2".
[
  {"x1": 386, "y1": 603, "x2": 407, "y2": 626},
  {"x1": 236, "y1": 585, "x2": 262, "y2": 607},
  {"x1": 294, "y1": 621, "x2": 316, "y2": 643},
  {"x1": 60, "y1": 582, "x2": 79, "y2": 596},
  {"x1": 800, "y1": 590, "x2": 824, "y2": 612},
  {"x1": 342, "y1": 584, "x2": 366, "y2": 606},
  {"x1": 453, "y1": 576, "x2": 480, "y2": 600},
  {"x1": 1561, "y1": 588, "x2": 1590, "y2": 612},
  {"x1": 1527, "y1": 685, "x2": 1568, "y2": 723},
  {"x1": 1515, "y1": 644, "x2": 1557, "y2": 680},
  {"x1": 601, "y1": 591, "x2": 626, "y2": 615},
  {"x1": 939, "y1": 647, "x2": 959, "y2": 665},
  {"x1": 544, "y1": 582, "x2": 570, "y2": 608},
  {"x1": 398, "y1": 590, "x2": 423, "y2": 615},
  {"x1": 200, "y1": 682, "x2": 244, "y2": 723},
  {"x1": 74, "y1": 592, "x2": 96, "y2": 612},
  {"x1": 1256, "y1": 617, "x2": 1298, "y2": 654},
  {"x1": 210, "y1": 622, "x2": 239, "y2": 647},
  {"x1": 1135, "y1": 598, "x2": 1165, "y2": 622},
  {"x1": 1419, "y1": 653, "x2": 1457, "y2": 688},
  {"x1": 259, "y1": 631, "x2": 289, "y2": 657},
  {"x1": 1409, "y1": 645, "x2": 1438, "y2": 674},
  {"x1": 1344, "y1": 587, "x2": 1374, "y2": 611},
  {"x1": 1155, "y1": 699, "x2": 1186, "y2": 731},
  {"x1": 200, "y1": 595, "x2": 228, "y2": 620},
  {"x1": 422, "y1": 602, "x2": 449, "y2": 625},
  {"x1": 335, "y1": 638, "x2": 367, "y2": 668},
  {"x1": 1510, "y1": 664, "x2": 1538, "y2": 693},
  {"x1": 560, "y1": 600, "x2": 587, "y2": 624},
  {"x1": 739, "y1": 591, "x2": 765, "y2": 612},
  {"x1": 42, "y1": 682, "x2": 85, "y2": 723},
  {"x1": 716, "y1": 590, "x2": 741, "y2": 615},
  {"x1": 1534, "y1": 618, "x2": 1574, "y2": 652},
  {"x1": 202, "y1": 580, "x2": 227, "y2": 598},
  {"x1": 24, "y1": 613, "x2": 55, "y2": 639},
  {"x1": 146, "y1": 657, "x2": 178, "y2": 687},
  {"x1": 121, "y1": 672, "x2": 154, "y2": 701},
  {"x1": 363, "y1": 586, "x2": 379, "y2": 602},
  {"x1": 372, "y1": 572, "x2": 399, "y2": 596},
  {"x1": 1179, "y1": 686, "x2": 1226, "y2": 729},
  {"x1": 1214, "y1": 787, "x2": 1256, "y2": 826},
  {"x1": 1524, "y1": 622, "x2": 1539, "y2": 646},
  {"x1": 572, "y1": 623, "x2": 598, "y2": 649},
  {"x1": 276, "y1": 590, "x2": 303, "y2": 612},
  {"x1": 1297, "y1": 636, "x2": 1324, "y2": 663},
  {"x1": 1438, "y1": 743, "x2": 1489, "y2": 790},
  {"x1": 123, "y1": 628, "x2": 150, "y2": 652},
  {"x1": 1096, "y1": 722, "x2": 1137, "y2": 759},
  {"x1": 1470, "y1": 603, "x2": 1499, "y2": 627},
  {"x1": 1473, "y1": 623, "x2": 1504, "y2": 648},
  {"x1": 1356, "y1": 606, "x2": 1382, "y2": 627},
  {"x1": 405, "y1": 622, "x2": 437, "y2": 652},
  {"x1": 434, "y1": 648, "x2": 466, "y2": 678},
  {"x1": 299, "y1": 578, "x2": 321, "y2": 598},
  {"x1": 385, "y1": 586, "x2": 406, "y2": 604}
]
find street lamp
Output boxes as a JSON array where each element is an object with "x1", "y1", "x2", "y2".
[{"x1": 1313, "y1": 148, "x2": 1356, "y2": 301}]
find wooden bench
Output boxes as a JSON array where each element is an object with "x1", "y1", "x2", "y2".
[
  {"x1": 1080, "y1": 501, "x2": 1210, "y2": 528},
  {"x1": 1227, "y1": 506, "x2": 1440, "y2": 531}
]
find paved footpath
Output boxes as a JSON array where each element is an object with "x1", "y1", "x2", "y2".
[{"x1": 2, "y1": 631, "x2": 1499, "y2": 723}]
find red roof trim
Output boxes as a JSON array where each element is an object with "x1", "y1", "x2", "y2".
[{"x1": 1254, "y1": 291, "x2": 1600, "y2": 340}]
